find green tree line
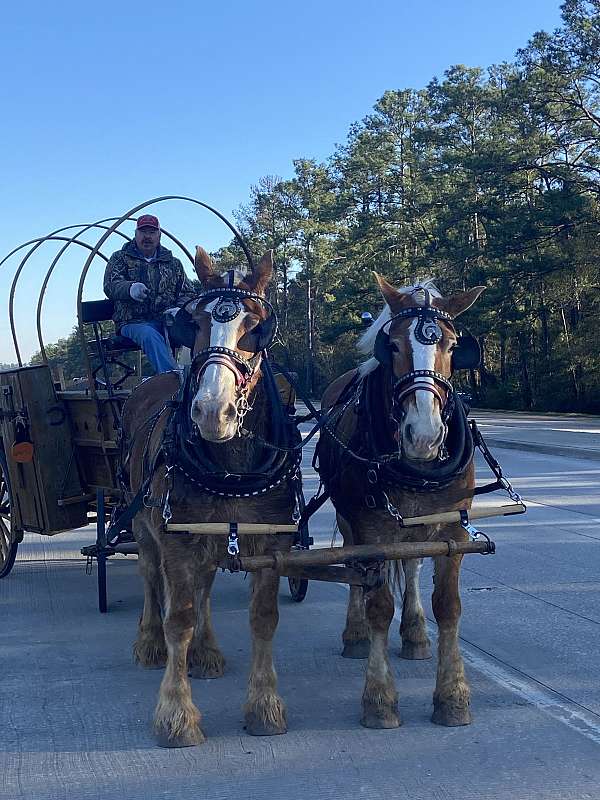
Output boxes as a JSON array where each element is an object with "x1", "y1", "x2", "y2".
[
  {"x1": 215, "y1": 0, "x2": 600, "y2": 411},
  {"x1": 33, "y1": 1, "x2": 600, "y2": 411}
]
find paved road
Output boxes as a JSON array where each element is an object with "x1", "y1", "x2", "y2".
[
  {"x1": 2, "y1": 412, "x2": 600, "y2": 799},
  {"x1": 474, "y1": 409, "x2": 600, "y2": 460}
]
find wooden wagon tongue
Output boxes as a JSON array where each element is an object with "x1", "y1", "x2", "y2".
[{"x1": 164, "y1": 501, "x2": 525, "y2": 582}]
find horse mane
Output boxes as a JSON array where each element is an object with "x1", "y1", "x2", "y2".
[{"x1": 356, "y1": 278, "x2": 441, "y2": 378}]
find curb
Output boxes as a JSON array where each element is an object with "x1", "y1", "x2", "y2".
[{"x1": 484, "y1": 438, "x2": 600, "y2": 463}]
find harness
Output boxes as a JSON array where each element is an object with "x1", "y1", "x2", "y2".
[
  {"x1": 303, "y1": 293, "x2": 518, "y2": 524},
  {"x1": 110, "y1": 282, "x2": 302, "y2": 540},
  {"x1": 108, "y1": 284, "x2": 519, "y2": 544}
]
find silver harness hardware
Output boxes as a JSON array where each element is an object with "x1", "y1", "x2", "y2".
[{"x1": 227, "y1": 522, "x2": 240, "y2": 556}]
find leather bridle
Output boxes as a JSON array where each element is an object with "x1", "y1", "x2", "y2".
[
  {"x1": 187, "y1": 278, "x2": 278, "y2": 431},
  {"x1": 376, "y1": 290, "x2": 457, "y2": 427}
]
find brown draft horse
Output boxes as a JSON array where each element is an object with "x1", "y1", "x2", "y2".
[
  {"x1": 317, "y1": 274, "x2": 485, "y2": 729},
  {"x1": 121, "y1": 248, "x2": 300, "y2": 747}
]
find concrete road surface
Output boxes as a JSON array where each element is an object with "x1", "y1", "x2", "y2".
[
  {"x1": 2, "y1": 411, "x2": 600, "y2": 800},
  {"x1": 474, "y1": 409, "x2": 600, "y2": 462}
]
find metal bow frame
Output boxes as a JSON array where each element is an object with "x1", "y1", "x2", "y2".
[{"x1": 0, "y1": 196, "x2": 253, "y2": 401}]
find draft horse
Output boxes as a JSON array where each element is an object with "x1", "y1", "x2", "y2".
[
  {"x1": 121, "y1": 248, "x2": 301, "y2": 747},
  {"x1": 317, "y1": 273, "x2": 485, "y2": 729}
]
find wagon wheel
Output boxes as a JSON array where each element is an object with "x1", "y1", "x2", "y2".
[
  {"x1": 288, "y1": 576, "x2": 309, "y2": 603},
  {"x1": 0, "y1": 448, "x2": 19, "y2": 579}
]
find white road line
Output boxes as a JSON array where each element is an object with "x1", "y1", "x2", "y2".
[
  {"x1": 439, "y1": 622, "x2": 600, "y2": 746},
  {"x1": 340, "y1": 582, "x2": 600, "y2": 745}
]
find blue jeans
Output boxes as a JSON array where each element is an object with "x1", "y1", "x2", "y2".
[{"x1": 120, "y1": 321, "x2": 177, "y2": 374}]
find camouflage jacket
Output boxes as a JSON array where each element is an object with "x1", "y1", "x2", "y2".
[{"x1": 103, "y1": 241, "x2": 196, "y2": 331}]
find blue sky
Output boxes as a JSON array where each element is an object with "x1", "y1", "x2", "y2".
[{"x1": 0, "y1": 0, "x2": 563, "y2": 362}]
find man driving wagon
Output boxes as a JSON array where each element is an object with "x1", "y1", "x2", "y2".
[{"x1": 103, "y1": 214, "x2": 197, "y2": 373}]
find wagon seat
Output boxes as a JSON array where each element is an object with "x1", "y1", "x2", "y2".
[{"x1": 80, "y1": 298, "x2": 141, "y2": 390}]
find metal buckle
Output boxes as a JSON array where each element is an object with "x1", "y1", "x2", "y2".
[
  {"x1": 367, "y1": 468, "x2": 378, "y2": 484},
  {"x1": 382, "y1": 491, "x2": 403, "y2": 523},
  {"x1": 227, "y1": 522, "x2": 240, "y2": 556},
  {"x1": 459, "y1": 509, "x2": 481, "y2": 539},
  {"x1": 162, "y1": 489, "x2": 172, "y2": 522},
  {"x1": 500, "y1": 477, "x2": 523, "y2": 504},
  {"x1": 292, "y1": 498, "x2": 301, "y2": 524},
  {"x1": 459, "y1": 509, "x2": 494, "y2": 553}
]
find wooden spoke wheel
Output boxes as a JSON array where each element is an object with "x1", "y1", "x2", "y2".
[
  {"x1": 0, "y1": 448, "x2": 19, "y2": 579},
  {"x1": 288, "y1": 576, "x2": 309, "y2": 603}
]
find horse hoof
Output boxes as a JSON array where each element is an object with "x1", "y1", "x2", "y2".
[
  {"x1": 342, "y1": 639, "x2": 370, "y2": 659},
  {"x1": 431, "y1": 701, "x2": 472, "y2": 727},
  {"x1": 133, "y1": 642, "x2": 167, "y2": 669},
  {"x1": 156, "y1": 727, "x2": 205, "y2": 748},
  {"x1": 189, "y1": 663, "x2": 225, "y2": 680},
  {"x1": 189, "y1": 651, "x2": 226, "y2": 679},
  {"x1": 360, "y1": 704, "x2": 401, "y2": 729},
  {"x1": 399, "y1": 641, "x2": 432, "y2": 660},
  {"x1": 244, "y1": 712, "x2": 287, "y2": 737}
]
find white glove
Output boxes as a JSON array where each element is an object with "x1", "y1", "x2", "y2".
[{"x1": 129, "y1": 282, "x2": 149, "y2": 302}]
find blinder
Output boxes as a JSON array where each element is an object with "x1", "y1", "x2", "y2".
[
  {"x1": 188, "y1": 286, "x2": 278, "y2": 355},
  {"x1": 452, "y1": 334, "x2": 481, "y2": 371},
  {"x1": 251, "y1": 314, "x2": 278, "y2": 352},
  {"x1": 374, "y1": 327, "x2": 394, "y2": 368},
  {"x1": 373, "y1": 324, "x2": 480, "y2": 372}
]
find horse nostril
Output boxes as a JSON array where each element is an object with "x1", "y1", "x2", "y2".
[
  {"x1": 222, "y1": 403, "x2": 237, "y2": 423},
  {"x1": 405, "y1": 424, "x2": 413, "y2": 444}
]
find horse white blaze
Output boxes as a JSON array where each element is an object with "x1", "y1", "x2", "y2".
[
  {"x1": 191, "y1": 299, "x2": 248, "y2": 441},
  {"x1": 401, "y1": 319, "x2": 444, "y2": 459}
]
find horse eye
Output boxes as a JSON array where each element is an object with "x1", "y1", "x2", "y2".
[{"x1": 244, "y1": 313, "x2": 261, "y2": 330}]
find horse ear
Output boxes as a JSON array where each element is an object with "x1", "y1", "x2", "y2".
[
  {"x1": 374, "y1": 272, "x2": 408, "y2": 312},
  {"x1": 246, "y1": 251, "x2": 273, "y2": 296},
  {"x1": 437, "y1": 286, "x2": 486, "y2": 318},
  {"x1": 194, "y1": 246, "x2": 214, "y2": 284}
]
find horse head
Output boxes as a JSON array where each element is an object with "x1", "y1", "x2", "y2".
[
  {"x1": 188, "y1": 247, "x2": 275, "y2": 442},
  {"x1": 368, "y1": 273, "x2": 485, "y2": 462}
]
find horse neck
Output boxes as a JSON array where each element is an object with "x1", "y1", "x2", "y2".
[
  {"x1": 362, "y1": 364, "x2": 396, "y2": 445},
  {"x1": 204, "y1": 377, "x2": 270, "y2": 471}
]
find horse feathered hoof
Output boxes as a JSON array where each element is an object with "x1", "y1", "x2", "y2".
[
  {"x1": 133, "y1": 639, "x2": 167, "y2": 669},
  {"x1": 155, "y1": 726, "x2": 206, "y2": 748},
  {"x1": 244, "y1": 712, "x2": 287, "y2": 736},
  {"x1": 188, "y1": 647, "x2": 226, "y2": 679},
  {"x1": 342, "y1": 638, "x2": 370, "y2": 659},
  {"x1": 360, "y1": 702, "x2": 401, "y2": 729},
  {"x1": 431, "y1": 700, "x2": 472, "y2": 727},
  {"x1": 399, "y1": 641, "x2": 432, "y2": 660}
]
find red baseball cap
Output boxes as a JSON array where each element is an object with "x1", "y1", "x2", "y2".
[{"x1": 136, "y1": 214, "x2": 160, "y2": 230}]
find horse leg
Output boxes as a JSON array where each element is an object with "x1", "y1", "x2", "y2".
[
  {"x1": 361, "y1": 582, "x2": 400, "y2": 729},
  {"x1": 399, "y1": 558, "x2": 432, "y2": 660},
  {"x1": 154, "y1": 556, "x2": 204, "y2": 747},
  {"x1": 244, "y1": 567, "x2": 287, "y2": 736},
  {"x1": 431, "y1": 550, "x2": 472, "y2": 726},
  {"x1": 188, "y1": 567, "x2": 226, "y2": 679},
  {"x1": 339, "y1": 515, "x2": 370, "y2": 659},
  {"x1": 342, "y1": 586, "x2": 370, "y2": 658},
  {"x1": 133, "y1": 521, "x2": 167, "y2": 668}
]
